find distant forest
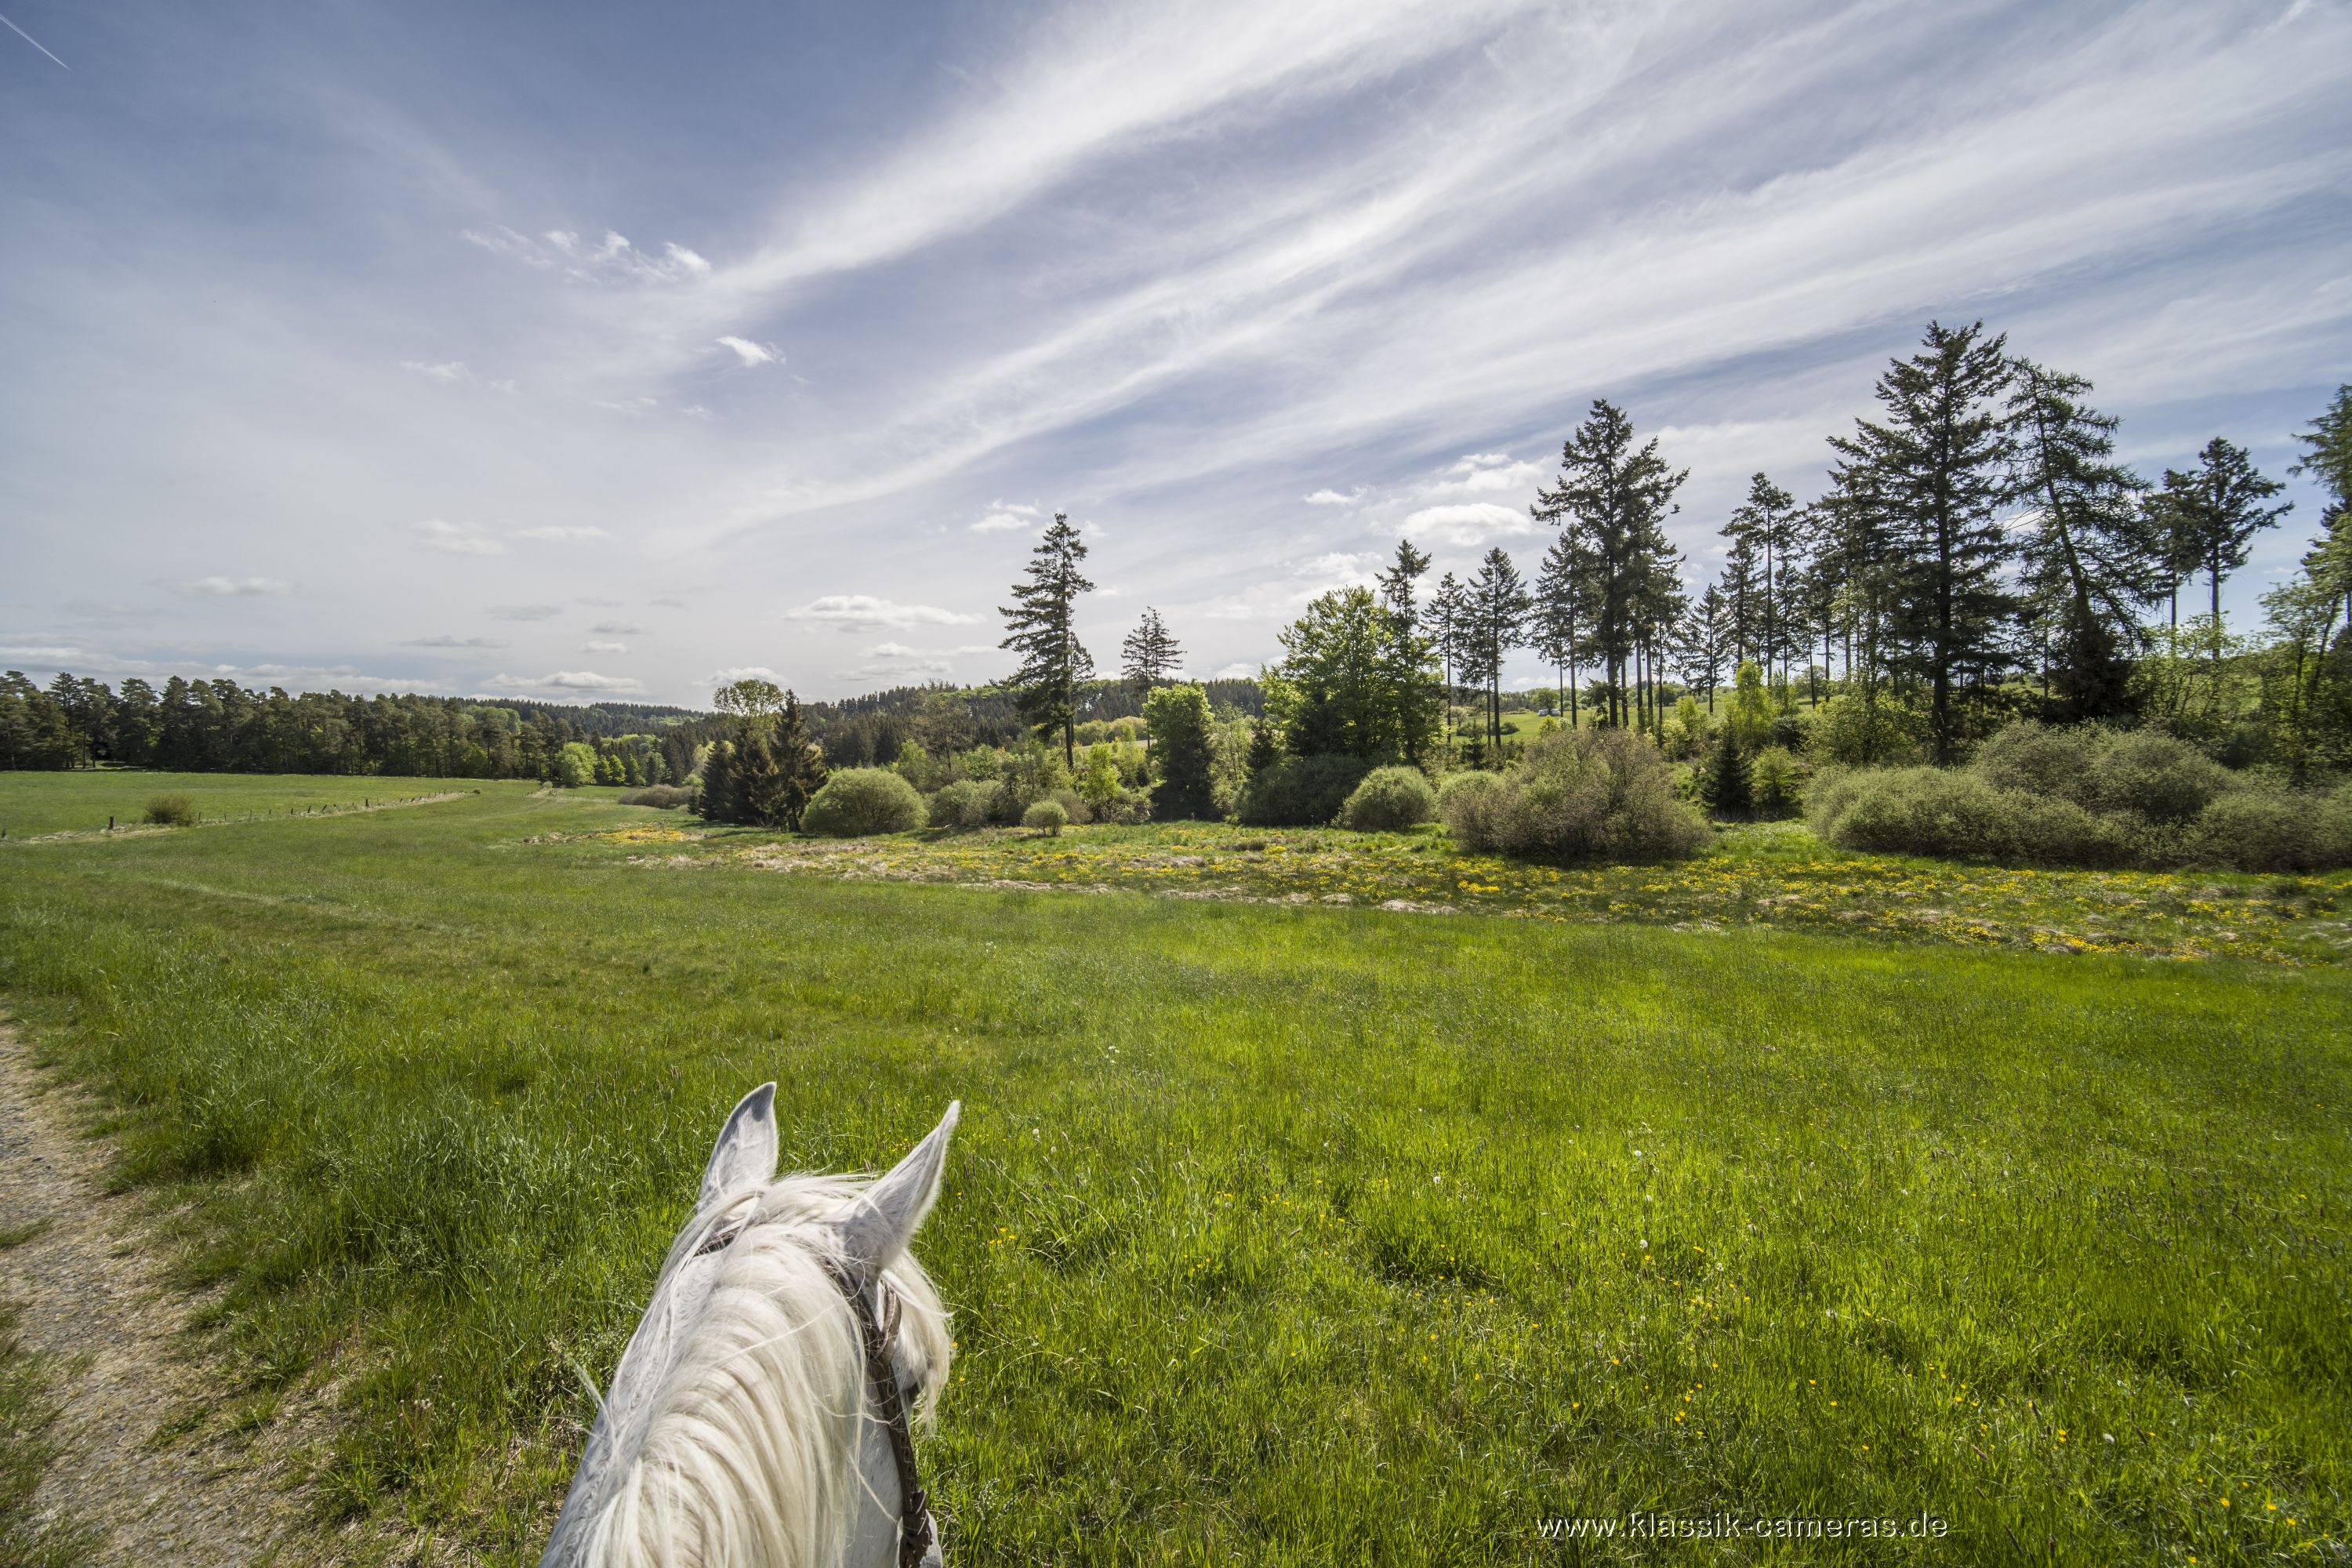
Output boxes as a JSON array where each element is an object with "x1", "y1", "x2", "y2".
[{"x1": 0, "y1": 670, "x2": 1266, "y2": 781}]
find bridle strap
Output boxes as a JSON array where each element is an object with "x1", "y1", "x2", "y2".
[{"x1": 822, "y1": 1260, "x2": 938, "y2": 1568}]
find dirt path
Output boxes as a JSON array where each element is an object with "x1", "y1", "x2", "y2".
[{"x1": 0, "y1": 1025, "x2": 310, "y2": 1565}]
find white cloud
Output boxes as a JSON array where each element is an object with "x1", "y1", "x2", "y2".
[
  {"x1": 1212, "y1": 661, "x2": 1258, "y2": 680},
  {"x1": 583, "y1": 640, "x2": 630, "y2": 653},
  {"x1": 465, "y1": 226, "x2": 711, "y2": 284},
  {"x1": 987, "y1": 499, "x2": 1041, "y2": 517},
  {"x1": 514, "y1": 524, "x2": 609, "y2": 543},
  {"x1": 485, "y1": 604, "x2": 564, "y2": 621},
  {"x1": 708, "y1": 666, "x2": 786, "y2": 689},
  {"x1": 590, "y1": 621, "x2": 643, "y2": 635},
  {"x1": 401, "y1": 359, "x2": 470, "y2": 382},
  {"x1": 786, "y1": 594, "x2": 981, "y2": 631},
  {"x1": 969, "y1": 510, "x2": 1035, "y2": 532},
  {"x1": 0, "y1": 644, "x2": 83, "y2": 661},
  {"x1": 1397, "y1": 502, "x2": 1534, "y2": 546},
  {"x1": 596, "y1": 396, "x2": 659, "y2": 414},
  {"x1": 404, "y1": 634, "x2": 512, "y2": 648},
  {"x1": 413, "y1": 518, "x2": 506, "y2": 555},
  {"x1": 715, "y1": 336, "x2": 782, "y2": 367},
  {"x1": 179, "y1": 576, "x2": 292, "y2": 597},
  {"x1": 680, "y1": 404, "x2": 715, "y2": 419},
  {"x1": 1302, "y1": 487, "x2": 1363, "y2": 506},
  {"x1": 481, "y1": 669, "x2": 645, "y2": 692}
]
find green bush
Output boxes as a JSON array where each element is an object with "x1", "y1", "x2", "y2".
[
  {"x1": 1808, "y1": 718, "x2": 2352, "y2": 869},
  {"x1": 1439, "y1": 728, "x2": 1709, "y2": 862},
  {"x1": 1236, "y1": 754, "x2": 1376, "y2": 826},
  {"x1": 1810, "y1": 694, "x2": 1923, "y2": 767},
  {"x1": 1339, "y1": 766, "x2": 1436, "y2": 831},
  {"x1": 2087, "y1": 730, "x2": 2232, "y2": 824},
  {"x1": 2190, "y1": 789, "x2": 2351, "y2": 873},
  {"x1": 801, "y1": 768, "x2": 926, "y2": 837},
  {"x1": 928, "y1": 779, "x2": 996, "y2": 831},
  {"x1": 1749, "y1": 745, "x2": 1804, "y2": 819},
  {"x1": 616, "y1": 784, "x2": 690, "y2": 809},
  {"x1": 144, "y1": 793, "x2": 198, "y2": 826},
  {"x1": 1970, "y1": 720, "x2": 2100, "y2": 803},
  {"x1": 1022, "y1": 798, "x2": 1069, "y2": 835}
]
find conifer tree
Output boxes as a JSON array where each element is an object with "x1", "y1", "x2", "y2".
[
  {"x1": 1828, "y1": 321, "x2": 2016, "y2": 762},
  {"x1": 2007, "y1": 360, "x2": 2163, "y2": 719},
  {"x1": 1532, "y1": 532, "x2": 1581, "y2": 723},
  {"x1": 999, "y1": 513, "x2": 1096, "y2": 768},
  {"x1": 1119, "y1": 607, "x2": 1183, "y2": 695},
  {"x1": 2151, "y1": 438, "x2": 2293, "y2": 665},
  {"x1": 1530, "y1": 399, "x2": 1686, "y2": 728},
  {"x1": 1461, "y1": 548, "x2": 1531, "y2": 751}
]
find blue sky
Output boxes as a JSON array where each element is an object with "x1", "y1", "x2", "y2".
[{"x1": 3, "y1": 0, "x2": 2347, "y2": 705}]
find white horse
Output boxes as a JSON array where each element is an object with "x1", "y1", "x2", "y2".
[{"x1": 543, "y1": 1086, "x2": 960, "y2": 1568}]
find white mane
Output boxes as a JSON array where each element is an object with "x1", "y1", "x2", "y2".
[{"x1": 545, "y1": 1095, "x2": 959, "y2": 1568}]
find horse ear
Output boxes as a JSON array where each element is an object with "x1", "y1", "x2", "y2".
[
  {"x1": 836, "y1": 1102, "x2": 960, "y2": 1276},
  {"x1": 699, "y1": 1083, "x2": 779, "y2": 1210}
]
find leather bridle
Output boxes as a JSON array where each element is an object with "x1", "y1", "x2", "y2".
[{"x1": 821, "y1": 1259, "x2": 940, "y2": 1568}]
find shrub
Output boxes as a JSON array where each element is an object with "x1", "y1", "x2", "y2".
[
  {"x1": 1749, "y1": 745, "x2": 1804, "y2": 819},
  {"x1": 1810, "y1": 694, "x2": 1923, "y2": 767},
  {"x1": 1810, "y1": 767, "x2": 2134, "y2": 867},
  {"x1": 1971, "y1": 720, "x2": 2100, "y2": 804},
  {"x1": 2189, "y1": 789, "x2": 2347, "y2": 873},
  {"x1": 2085, "y1": 730, "x2": 2232, "y2": 824},
  {"x1": 1050, "y1": 787, "x2": 1091, "y2": 826},
  {"x1": 145, "y1": 793, "x2": 198, "y2": 826},
  {"x1": 1022, "y1": 798, "x2": 1069, "y2": 835},
  {"x1": 1236, "y1": 754, "x2": 1376, "y2": 826},
  {"x1": 1439, "y1": 728, "x2": 1709, "y2": 862},
  {"x1": 801, "y1": 768, "x2": 926, "y2": 837},
  {"x1": 928, "y1": 778, "x2": 996, "y2": 831},
  {"x1": 617, "y1": 784, "x2": 691, "y2": 808},
  {"x1": 1338, "y1": 765, "x2": 1436, "y2": 831},
  {"x1": 1809, "y1": 767, "x2": 2016, "y2": 860}
]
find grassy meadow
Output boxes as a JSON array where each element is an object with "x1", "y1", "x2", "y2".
[
  {"x1": 0, "y1": 777, "x2": 2347, "y2": 1563},
  {"x1": 0, "y1": 770, "x2": 533, "y2": 837}
]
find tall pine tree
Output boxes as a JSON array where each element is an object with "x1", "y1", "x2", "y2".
[
  {"x1": 2151, "y1": 438, "x2": 2293, "y2": 664},
  {"x1": 2007, "y1": 360, "x2": 2163, "y2": 719},
  {"x1": 1828, "y1": 321, "x2": 2016, "y2": 762},
  {"x1": 1531, "y1": 399, "x2": 1687, "y2": 728},
  {"x1": 999, "y1": 513, "x2": 1096, "y2": 768},
  {"x1": 1119, "y1": 607, "x2": 1183, "y2": 695}
]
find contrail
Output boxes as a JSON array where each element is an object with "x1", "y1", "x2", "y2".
[{"x1": 0, "y1": 13, "x2": 70, "y2": 70}]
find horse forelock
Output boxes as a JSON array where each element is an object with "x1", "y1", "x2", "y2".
[{"x1": 544, "y1": 1172, "x2": 953, "y2": 1568}]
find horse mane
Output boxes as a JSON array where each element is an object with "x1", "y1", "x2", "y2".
[{"x1": 563, "y1": 1174, "x2": 953, "y2": 1568}]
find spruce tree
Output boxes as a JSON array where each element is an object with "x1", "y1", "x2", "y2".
[
  {"x1": 1532, "y1": 532, "x2": 1581, "y2": 722},
  {"x1": 1119, "y1": 607, "x2": 1183, "y2": 695},
  {"x1": 2007, "y1": 360, "x2": 2163, "y2": 719},
  {"x1": 2151, "y1": 438, "x2": 2293, "y2": 664},
  {"x1": 1462, "y1": 548, "x2": 1531, "y2": 751},
  {"x1": 1828, "y1": 321, "x2": 2016, "y2": 763},
  {"x1": 1531, "y1": 399, "x2": 1686, "y2": 728},
  {"x1": 1722, "y1": 474, "x2": 1803, "y2": 684},
  {"x1": 999, "y1": 513, "x2": 1096, "y2": 768},
  {"x1": 699, "y1": 739, "x2": 739, "y2": 823}
]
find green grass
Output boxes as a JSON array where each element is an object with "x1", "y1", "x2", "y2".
[
  {"x1": 0, "y1": 771, "x2": 540, "y2": 837},
  {"x1": 0, "y1": 781, "x2": 2347, "y2": 1563},
  {"x1": 601, "y1": 815, "x2": 2352, "y2": 967}
]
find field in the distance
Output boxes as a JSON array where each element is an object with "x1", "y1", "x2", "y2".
[
  {"x1": 0, "y1": 770, "x2": 540, "y2": 837},
  {"x1": 0, "y1": 776, "x2": 2346, "y2": 1564}
]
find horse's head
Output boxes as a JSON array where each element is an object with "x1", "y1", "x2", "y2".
[{"x1": 544, "y1": 1087, "x2": 960, "y2": 1568}]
